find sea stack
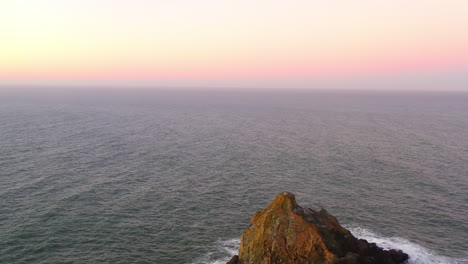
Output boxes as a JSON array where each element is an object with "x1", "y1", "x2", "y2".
[{"x1": 227, "y1": 192, "x2": 408, "y2": 264}]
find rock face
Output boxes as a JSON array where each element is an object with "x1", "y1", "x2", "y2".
[{"x1": 229, "y1": 192, "x2": 408, "y2": 264}]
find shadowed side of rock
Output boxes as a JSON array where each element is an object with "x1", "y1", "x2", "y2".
[
  {"x1": 227, "y1": 192, "x2": 408, "y2": 264},
  {"x1": 226, "y1": 255, "x2": 239, "y2": 264}
]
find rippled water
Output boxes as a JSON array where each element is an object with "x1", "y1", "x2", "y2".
[{"x1": 1, "y1": 90, "x2": 467, "y2": 264}]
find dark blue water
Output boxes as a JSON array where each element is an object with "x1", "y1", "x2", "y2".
[{"x1": 1, "y1": 90, "x2": 467, "y2": 264}]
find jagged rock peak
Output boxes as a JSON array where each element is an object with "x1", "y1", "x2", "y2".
[{"x1": 269, "y1": 192, "x2": 298, "y2": 210}]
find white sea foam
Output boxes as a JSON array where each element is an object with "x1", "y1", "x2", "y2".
[
  {"x1": 348, "y1": 227, "x2": 467, "y2": 264},
  {"x1": 192, "y1": 238, "x2": 240, "y2": 264},
  {"x1": 196, "y1": 229, "x2": 467, "y2": 264},
  {"x1": 220, "y1": 238, "x2": 241, "y2": 257}
]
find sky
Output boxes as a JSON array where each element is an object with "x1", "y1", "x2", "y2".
[{"x1": 1, "y1": 0, "x2": 468, "y2": 90}]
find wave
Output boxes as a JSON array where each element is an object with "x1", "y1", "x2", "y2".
[
  {"x1": 348, "y1": 227, "x2": 467, "y2": 264},
  {"x1": 192, "y1": 238, "x2": 240, "y2": 264},
  {"x1": 195, "y1": 228, "x2": 467, "y2": 264}
]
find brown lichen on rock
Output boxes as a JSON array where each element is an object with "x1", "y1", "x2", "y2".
[{"x1": 230, "y1": 192, "x2": 408, "y2": 264}]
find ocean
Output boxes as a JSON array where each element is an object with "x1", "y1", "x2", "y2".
[{"x1": 0, "y1": 89, "x2": 467, "y2": 264}]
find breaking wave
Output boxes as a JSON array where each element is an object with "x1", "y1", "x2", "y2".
[
  {"x1": 348, "y1": 227, "x2": 467, "y2": 264},
  {"x1": 192, "y1": 238, "x2": 240, "y2": 264}
]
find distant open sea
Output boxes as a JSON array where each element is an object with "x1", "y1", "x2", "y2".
[{"x1": 0, "y1": 89, "x2": 467, "y2": 264}]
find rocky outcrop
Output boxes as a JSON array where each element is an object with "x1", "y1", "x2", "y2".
[{"x1": 228, "y1": 192, "x2": 408, "y2": 264}]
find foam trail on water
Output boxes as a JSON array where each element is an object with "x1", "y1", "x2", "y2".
[{"x1": 348, "y1": 227, "x2": 467, "y2": 264}]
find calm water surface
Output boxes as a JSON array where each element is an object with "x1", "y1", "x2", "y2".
[{"x1": 0, "y1": 90, "x2": 467, "y2": 264}]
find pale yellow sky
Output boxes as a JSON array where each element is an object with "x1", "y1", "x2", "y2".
[{"x1": 1, "y1": 0, "x2": 467, "y2": 89}]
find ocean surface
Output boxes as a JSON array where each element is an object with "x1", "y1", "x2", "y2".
[{"x1": 0, "y1": 89, "x2": 467, "y2": 264}]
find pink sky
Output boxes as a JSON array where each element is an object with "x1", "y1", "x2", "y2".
[{"x1": 1, "y1": 0, "x2": 468, "y2": 89}]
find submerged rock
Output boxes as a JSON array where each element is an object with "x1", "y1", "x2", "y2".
[{"x1": 228, "y1": 192, "x2": 408, "y2": 264}]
